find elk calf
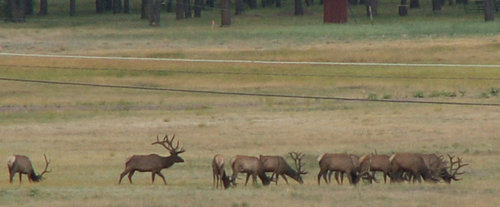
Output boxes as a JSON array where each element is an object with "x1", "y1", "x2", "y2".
[
  {"x1": 212, "y1": 154, "x2": 231, "y2": 189},
  {"x1": 118, "y1": 134, "x2": 185, "y2": 185},
  {"x1": 317, "y1": 153, "x2": 360, "y2": 185},
  {"x1": 7, "y1": 154, "x2": 51, "y2": 183},
  {"x1": 230, "y1": 155, "x2": 270, "y2": 186},
  {"x1": 259, "y1": 152, "x2": 307, "y2": 185}
]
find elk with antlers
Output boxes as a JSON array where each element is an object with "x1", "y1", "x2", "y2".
[
  {"x1": 7, "y1": 154, "x2": 51, "y2": 183},
  {"x1": 317, "y1": 153, "x2": 360, "y2": 185},
  {"x1": 118, "y1": 134, "x2": 185, "y2": 185},
  {"x1": 259, "y1": 152, "x2": 308, "y2": 185},
  {"x1": 230, "y1": 155, "x2": 271, "y2": 186},
  {"x1": 415, "y1": 153, "x2": 467, "y2": 183},
  {"x1": 389, "y1": 153, "x2": 439, "y2": 183},
  {"x1": 212, "y1": 154, "x2": 232, "y2": 189}
]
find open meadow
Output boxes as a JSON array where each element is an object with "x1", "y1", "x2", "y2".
[{"x1": 1, "y1": 1, "x2": 500, "y2": 206}]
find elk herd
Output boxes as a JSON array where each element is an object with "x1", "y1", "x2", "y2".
[{"x1": 6, "y1": 134, "x2": 468, "y2": 190}]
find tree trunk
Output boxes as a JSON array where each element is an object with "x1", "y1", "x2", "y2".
[
  {"x1": 166, "y1": 0, "x2": 173, "y2": 12},
  {"x1": 276, "y1": 0, "x2": 281, "y2": 7},
  {"x1": 207, "y1": 0, "x2": 215, "y2": 7},
  {"x1": 409, "y1": 0, "x2": 419, "y2": 8},
  {"x1": 113, "y1": 0, "x2": 122, "y2": 14},
  {"x1": 248, "y1": 0, "x2": 257, "y2": 8},
  {"x1": 295, "y1": 0, "x2": 304, "y2": 15},
  {"x1": 366, "y1": 0, "x2": 377, "y2": 16},
  {"x1": 221, "y1": 0, "x2": 231, "y2": 26},
  {"x1": 176, "y1": 0, "x2": 184, "y2": 19},
  {"x1": 194, "y1": 0, "x2": 202, "y2": 17},
  {"x1": 70, "y1": 0, "x2": 76, "y2": 16},
  {"x1": 10, "y1": 0, "x2": 27, "y2": 22},
  {"x1": 235, "y1": 0, "x2": 244, "y2": 15},
  {"x1": 184, "y1": 0, "x2": 191, "y2": 18},
  {"x1": 96, "y1": 0, "x2": 105, "y2": 13},
  {"x1": 432, "y1": 0, "x2": 441, "y2": 11},
  {"x1": 141, "y1": 0, "x2": 147, "y2": 18},
  {"x1": 399, "y1": 0, "x2": 408, "y2": 16},
  {"x1": 25, "y1": 0, "x2": 33, "y2": 15},
  {"x1": 124, "y1": 0, "x2": 130, "y2": 13},
  {"x1": 39, "y1": 0, "x2": 48, "y2": 15},
  {"x1": 105, "y1": 0, "x2": 113, "y2": 10},
  {"x1": 484, "y1": 0, "x2": 495, "y2": 21},
  {"x1": 146, "y1": 0, "x2": 161, "y2": 25}
]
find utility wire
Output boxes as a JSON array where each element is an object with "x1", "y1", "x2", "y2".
[
  {"x1": 1, "y1": 64, "x2": 500, "y2": 81},
  {"x1": 1, "y1": 77, "x2": 499, "y2": 107}
]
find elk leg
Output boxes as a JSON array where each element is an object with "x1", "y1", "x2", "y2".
[
  {"x1": 251, "y1": 174, "x2": 257, "y2": 185},
  {"x1": 156, "y1": 172, "x2": 167, "y2": 185},
  {"x1": 274, "y1": 173, "x2": 279, "y2": 185},
  {"x1": 281, "y1": 174, "x2": 289, "y2": 184},
  {"x1": 119, "y1": 168, "x2": 131, "y2": 184},
  {"x1": 19, "y1": 173, "x2": 22, "y2": 184},
  {"x1": 152, "y1": 172, "x2": 156, "y2": 183},
  {"x1": 128, "y1": 170, "x2": 136, "y2": 184},
  {"x1": 328, "y1": 170, "x2": 333, "y2": 184},
  {"x1": 244, "y1": 173, "x2": 251, "y2": 186},
  {"x1": 317, "y1": 168, "x2": 327, "y2": 185},
  {"x1": 383, "y1": 172, "x2": 387, "y2": 183},
  {"x1": 8, "y1": 169, "x2": 14, "y2": 183},
  {"x1": 334, "y1": 171, "x2": 340, "y2": 184}
]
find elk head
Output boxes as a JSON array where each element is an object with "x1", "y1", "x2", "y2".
[
  {"x1": 31, "y1": 154, "x2": 52, "y2": 182},
  {"x1": 289, "y1": 152, "x2": 308, "y2": 184},
  {"x1": 152, "y1": 134, "x2": 186, "y2": 163},
  {"x1": 440, "y1": 154, "x2": 468, "y2": 183}
]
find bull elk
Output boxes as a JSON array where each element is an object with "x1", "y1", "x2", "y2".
[
  {"x1": 259, "y1": 152, "x2": 308, "y2": 185},
  {"x1": 118, "y1": 134, "x2": 185, "y2": 185},
  {"x1": 7, "y1": 154, "x2": 51, "y2": 183},
  {"x1": 359, "y1": 154, "x2": 391, "y2": 183},
  {"x1": 230, "y1": 155, "x2": 271, "y2": 186},
  {"x1": 414, "y1": 153, "x2": 467, "y2": 183},
  {"x1": 389, "y1": 153, "x2": 439, "y2": 183},
  {"x1": 317, "y1": 153, "x2": 360, "y2": 185},
  {"x1": 212, "y1": 154, "x2": 232, "y2": 189}
]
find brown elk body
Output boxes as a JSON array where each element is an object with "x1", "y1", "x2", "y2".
[
  {"x1": 118, "y1": 134, "x2": 185, "y2": 185},
  {"x1": 230, "y1": 155, "x2": 270, "y2": 186},
  {"x1": 359, "y1": 154, "x2": 391, "y2": 183},
  {"x1": 7, "y1": 154, "x2": 51, "y2": 183},
  {"x1": 212, "y1": 154, "x2": 230, "y2": 189},
  {"x1": 389, "y1": 153, "x2": 438, "y2": 183},
  {"x1": 328, "y1": 154, "x2": 360, "y2": 184},
  {"x1": 317, "y1": 153, "x2": 360, "y2": 185},
  {"x1": 259, "y1": 152, "x2": 307, "y2": 185}
]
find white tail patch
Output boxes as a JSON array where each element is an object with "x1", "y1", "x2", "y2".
[
  {"x1": 317, "y1": 153, "x2": 326, "y2": 162},
  {"x1": 389, "y1": 154, "x2": 397, "y2": 162},
  {"x1": 7, "y1": 155, "x2": 16, "y2": 168},
  {"x1": 359, "y1": 154, "x2": 369, "y2": 163},
  {"x1": 229, "y1": 157, "x2": 236, "y2": 166},
  {"x1": 215, "y1": 156, "x2": 224, "y2": 167}
]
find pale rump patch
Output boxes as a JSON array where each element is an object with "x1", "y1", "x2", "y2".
[
  {"x1": 389, "y1": 154, "x2": 397, "y2": 162},
  {"x1": 215, "y1": 156, "x2": 224, "y2": 167},
  {"x1": 229, "y1": 157, "x2": 236, "y2": 166},
  {"x1": 359, "y1": 154, "x2": 369, "y2": 163},
  {"x1": 317, "y1": 153, "x2": 326, "y2": 162},
  {"x1": 7, "y1": 156, "x2": 16, "y2": 168}
]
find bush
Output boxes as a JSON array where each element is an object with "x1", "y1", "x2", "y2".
[{"x1": 413, "y1": 91, "x2": 424, "y2": 98}]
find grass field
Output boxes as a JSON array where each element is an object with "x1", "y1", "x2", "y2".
[{"x1": 1, "y1": 1, "x2": 500, "y2": 207}]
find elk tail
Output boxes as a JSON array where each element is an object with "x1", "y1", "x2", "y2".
[
  {"x1": 389, "y1": 153, "x2": 397, "y2": 163},
  {"x1": 317, "y1": 153, "x2": 326, "y2": 162}
]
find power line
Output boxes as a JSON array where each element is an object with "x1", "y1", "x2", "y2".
[
  {"x1": 1, "y1": 64, "x2": 500, "y2": 81},
  {"x1": 1, "y1": 52, "x2": 500, "y2": 68},
  {"x1": 1, "y1": 77, "x2": 499, "y2": 107}
]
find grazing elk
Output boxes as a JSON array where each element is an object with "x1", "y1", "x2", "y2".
[
  {"x1": 118, "y1": 134, "x2": 185, "y2": 185},
  {"x1": 212, "y1": 154, "x2": 232, "y2": 189},
  {"x1": 359, "y1": 154, "x2": 392, "y2": 183},
  {"x1": 412, "y1": 154, "x2": 467, "y2": 183},
  {"x1": 7, "y1": 154, "x2": 51, "y2": 183},
  {"x1": 259, "y1": 152, "x2": 308, "y2": 185},
  {"x1": 328, "y1": 154, "x2": 361, "y2": 184},
  {"x1": 230, "y1": 155, "x2": 271, "y2": 186},
  {"x1": 389, "y1": 153, "x2": 439, "y2": 183},
  {"x1": 317, "y1": 153, "x2": 360, "y2": 185}
]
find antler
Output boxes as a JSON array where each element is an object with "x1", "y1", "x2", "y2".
[
  {"x1": 447, "y1": 154, "x2": 468, "y2": 181},
  {"x1": 289, "y1": 152, "x2": 307, "y2": 175},
  {"x1": 38, "y1": 154, "x2": 52, "y2": 177},
  {"x1": 152, "y1": 134, "x2": 185, "y2": 155}
]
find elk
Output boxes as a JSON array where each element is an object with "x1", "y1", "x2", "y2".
[
  {"x1": 230, "y1": 155, "x2": 271, "y2": 186},
  {"x1": 389, "y1": 153, "x2": 439, "y2": 183},
  {"x1": 212, "y1": 154, "x2": 232, "y2": 189},
  {"x1": 328, "y1": 154, "x2": 361, "y2": 184},
  {"x1": 259, "y1": 152, "x2": 308, "y2": 185},
  {"x1": 358, "y1": 154, "x2": 392, "y2": 183},
  {"x1": 7, "y1": 154, "x2": 51, "y2": 183},
  {"x1": 317, "y1": 153, "x2": 360, "y2": 185},
  {"x1": 414, "y1": 154, "x2": 467, "y2": 183},
  {"x1": 118, "y1": 134, "x2": 185, "y2": 185}
]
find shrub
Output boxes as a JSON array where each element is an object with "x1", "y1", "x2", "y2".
[{"x1": 413, "y1": 91, "x2": 424, "y2": 98}]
